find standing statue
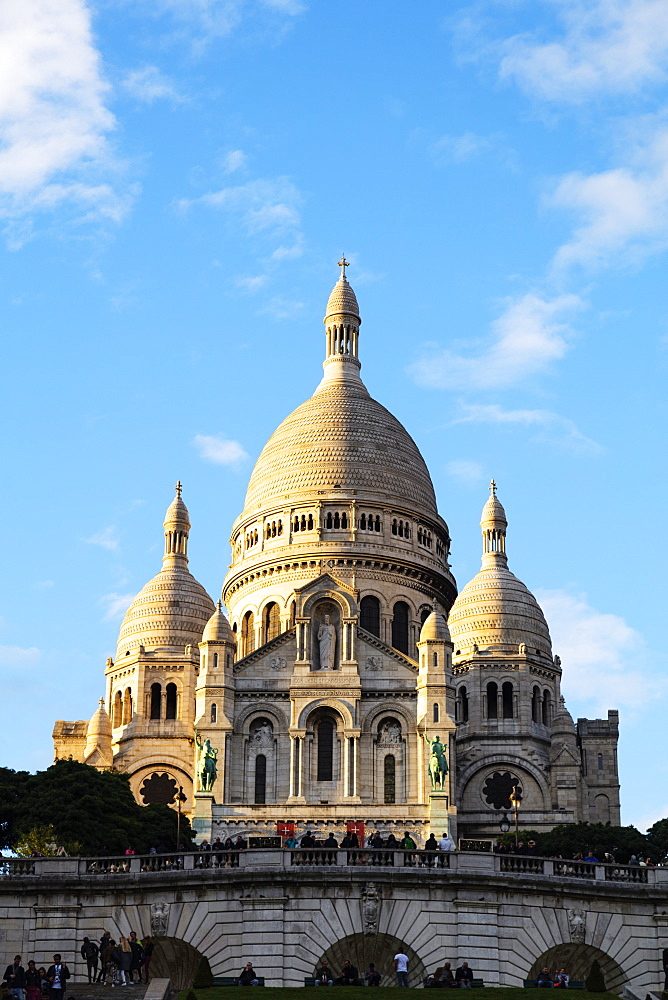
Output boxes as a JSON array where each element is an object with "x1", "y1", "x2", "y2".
[
  {"x1": 317, "y1": 615, "x2": 336, "y2": 670},
  {"x1": 195, "y1": 731, "x2": 218, "y2": 792},
  {"x1": 421, "y1": 733, "x2": 448, "y2": 790}
]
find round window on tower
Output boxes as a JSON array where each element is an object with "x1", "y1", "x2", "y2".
[
  {"x1": 482, "y1": 771, "x2": 522, "y2": 810},
  {"x1": 139, "y1": 772, "x2": 178, "y2": 806}
]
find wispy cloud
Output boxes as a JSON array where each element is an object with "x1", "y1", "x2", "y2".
[
  {"x1": 410, "y1": 292, "x2": 582, "y2": 390},
  {"x1": 454, "y1": 403, "x2": 601, "y2": 453},
  {"x1": 100, "y1": 592, "x2": 135, "y2": 621},
  {"x1": 498, "y1": 0, "x2": 668, "y2": 103},
  {"x1": 193, "y1": 433, "x2": 248, "y2": 465},
  {"x1": 549, "y1": 125, "x2": 668, "y2": 270},
  {"x1": 222, "y1": 149, "x2": 247, "y2": 173},
  {"x1": 445, "y1": 459, "x2": 486, "y2": 486},
  {"x1": 0, "y1": 645, "x2": 41, "y2": 668},
  {"x1": 122, "y1": 66, "x2": 184, "y2": 104},
  {"x1": 259, "y1": 297, "x2": 305, "y2": 320},
  {"x1": 432, "y1": 131, "x2": 495, "y2": 164},
  {"x1": 0, "y1": 0, "x2": 128, "y2": 240},
  {"x1": 235, "y1": 274, "x2": 268, "y2": 292},
  {"x1": 84, "y1": 526, "x2": 119, "y2": 551},
  {"x1": 536, "y1": 588, "x2": 663, "y2": 716},
  {"x1": 144, "y1": 0, "x2": 306, "y2": 44}
]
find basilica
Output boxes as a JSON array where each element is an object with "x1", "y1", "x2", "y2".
[{"x1": 53, "y1": 265, "x2": 620, "y2": 844}]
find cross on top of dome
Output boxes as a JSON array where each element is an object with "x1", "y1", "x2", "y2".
[{"x1": 337, "y1": 255, "x2": 350, "y2": 276}]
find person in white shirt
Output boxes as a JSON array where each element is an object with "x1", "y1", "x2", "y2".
[
  {"x1": 394, "y1": 952, "x2": 409, "y2": 988},
  {"x1": 438, "y1": 833, "x2": 454, "y2": 851}
]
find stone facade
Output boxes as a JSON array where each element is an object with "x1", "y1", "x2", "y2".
[
  {"x1": 53, "y1": 265, "x2": 620, "y2": 841},
  {"x1": 1, "y1": 854, "x2": 666, "y2": 992}
]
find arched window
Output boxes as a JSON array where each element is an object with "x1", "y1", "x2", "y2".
[
  {"x1": 433, "y1": 651, "x2": 438, "y2": 667},
  {"x1": 360, "y1": 513, "x2": 367, "y2": 530},
  {"x1": 391, "y1": 601, "x2": 410, "y2": 654},
  {"x1": 210, "y1": 703, "x2": 217, "y2": 723},
  {"x1": 383, "y1": 755, "x2": 396, "y2": 804},
  {"x1": 165, "y1": 682, "x2": 177, "y2": 720},
  {"x1": 597, "y1": 753, "x2": 604, "y2": 771},
  {"x1": 420, "y1": 606, "x2": 431, "y2": 626},
  {"x1": 360, "y1": 595, "x2": 381, "y2": 637},
  {"x1": 502, "y1": 681, "x2": 514, "y2": 719},
  {"x1": 326, "y1": 512, "x2": 333, "y2": 529},
  {"x1": 433, "y1": 703, "x2": 439, "y2": 723},
  {"x1": 341, "y1": 512, "x2": 348, "y2": 528},
  {"x1": 486, "y1": 681, "x2": 498, "y2": 719},
  {"x1": 213, "y1": 652, "x2": 219, "y2": 669},
  {"x1": 458, "y1": 686, "x2": 469, "y2": 723},
  {"x1": 374, "y1": 516, "x2": 381, "y2": 532},
  {"x1": 293, "y1": 516, "x2": 299, "y2": 532},
  {"x1": 301, "y1": 515, "x2": 307, "y2": 531},
  {"x1": 150, "y1": 683, "x2": 161, "y2": 720},
  {"x1": 307, "y1": 514, "x2": 314, "y2": 530},
  {"x1": 532, "y1": 686, "x2": 540, "y2": 723},
  {"x1": 242, "y1": 611, "x2": 255, "y2": 657},
  {"x1": 254, "y1": 754, "x2": 267, "y2": 804},
  {"x1": 392, "y1": 519, "x2": 397, "y2": 535},
  {"x1": 542, "y1": 689, "x2": 551, "y2": 725},
  {"x1": 317, "y1": 719, "x2": 335, "y2": 782},
  {"x1": 264, "y1": 602, "x2": 280, "y2": 643},
  {"x1": 334, "y1": 512, "x2": 340, "y2": 528},
  {"x1": 290, "y1": 601, "x2": 296, "y2": 626},
  {"x1": 113, "y1": 690, "x2": 122, "y2": 728},
  {"x1": 122, "y1": 688, "x2": 132, "y2": 726}
]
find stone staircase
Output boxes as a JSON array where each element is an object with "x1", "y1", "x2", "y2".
[{"x1": 65, "y1": 982, "x2": 149, "y2": 1000}]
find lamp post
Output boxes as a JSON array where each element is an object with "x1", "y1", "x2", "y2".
[
  {"x1": 499, "y1": 814, "x2": 510, "y2": 834},
  {"x1": 176, "y1": 786, "x2": 186, "y2": 850},
  {"x1": 509, "y1": 785, "x2": 522, "y2": 847}
]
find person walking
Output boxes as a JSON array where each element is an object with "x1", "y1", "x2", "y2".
[
  {"x1": 141, "y1": 938, "x2": 154, "y2": 984},
  {"x1": 116, "y1": 938, "x2": 132, "y2": 986},
  {"x1": 81, "y1": 938, "x2": 99, "y2": 984},
  {"x1": 45, "y1": 956, "x2": 70, "y2": 1000},
  {"x1": 394, "y1": 951, "x2": 409, "y2": 988},
  {"x1": 4, "y1": 957, "x2": 25, "y2": 1000},
  {"x1": 128, "y1": 933, "x2": 143, "y2": 984},
  {"x1": 24, "y1": 962, "x2": 41, "y2": 1000},
  {"x1": 102, "y1": 939, "x2": 118, "y2": 987}
]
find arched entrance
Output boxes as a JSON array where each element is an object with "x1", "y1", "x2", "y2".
[
  {"x1": 319, "y1": 932, "x2": 426, "y2": 987},
  {"x1": 150, "y1": 937, "x2": 210, "y2": 990},
  {"x1": 529, "y1": 944, "x2": 626, "y2": 992}
]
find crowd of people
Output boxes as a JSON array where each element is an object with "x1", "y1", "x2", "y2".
[
  {"x1": 495, "y1": 841, "x2": 656, "y2": 865},
  {"x1": 313, "y1": 951, "x2": 412, "y2": 987},
  {"x1": 1, "y1": 935, "x2": 155, "y2": 997}
]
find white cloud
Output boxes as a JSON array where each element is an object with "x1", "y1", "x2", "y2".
[
  {"x1": 536, "y1": 588, "x2": 661, "y2": 715},
  {"x1": 236, "y1": 274, "x2": 268, "y2": 292},
  {"x1": 409, "y1": 292, "x2": 582, "y2": 390},
  {"x1": 33, "y1": 579, "x2": 55, "y2": 589},
  {"x1": 0, "y1": 645, "x2": 41, "y2": 668},
  {"x1": 100, "y1": 592, "x2": 135, "y2": 621},
  {"x1": 455, "y1": 403, "x2": 602, "y2": 453},
  {"x1": 177, "y1": 177, "x2": 303, "y2": 259},
  {"x1": 432, "y1": 131, "x2": 494, "y2": 164},
  {"x1": 550, "y1": 126, "x2": 668, "y2": 269},
  {"x1": 498, "y1": 0, "x2": 668, "y2": 102},
  {"x1": 259, "y1": 297, "x2": 305, "y2": 320},
  {"x1": 84, "y1": 526, "x2": 119, "y2": 550},
  {"x1": 0, "y1": 0, "x2": 126, "y2": 231},
  {"x1": 193, "y1": 433, "x2": 248, "y2": 465},
  {"x1": 222, "y1": 149, "x2": 247, "y2": 173},
  {"x1": 122, "y1": 66, "x2": 183, "y2": 104},
  {"x1": 145, "y1": 0, "x2": 305, "y2": 41},
  {"x1": 446, "y1": 459, "x2": 485, "y2": 486}
]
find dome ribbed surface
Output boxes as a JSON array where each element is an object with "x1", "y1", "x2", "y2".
[
  {"x1": 202, "y1": 604, "x2": 234, "y2": 643},
  {"x1": 87, "y1": 700, "x2": 112, "y2": 741},
  {"x1": 481, "y1": 493, "x2": 507, "y2": 527},
  {"x1": 117, "y1": 566, "x2": 215, "y2": 656},
  {"x1": 420, "y1": 609, "x2": 450, "y2": 642},
  {"x1": 243, "y1": 381, "x2": 438, "y2": 516},
  {"x1": 325, "y1": 276, "x2": 359, "y2": 319},
  {"x1": 448, "y1": 564, "x2": 552, "y2": 657}
]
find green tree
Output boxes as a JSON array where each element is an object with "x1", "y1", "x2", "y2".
[
  {"x1": 0, "y1": 766, "x2": 32, "y2": 850},
  {"x1": 11, "y1": 760, "x2": 194, "y2": 856},
  {"x1": 646, "y1": 819, "x2": 668, "y2": 864},
  {"x1": 585, "y1": 960, "x2": 606, "y2": 992}
]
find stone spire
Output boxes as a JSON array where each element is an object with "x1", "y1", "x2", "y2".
[
  {"x1": 163, "y1": 480, "x2": 191, "y2": 563},
  {"x1": 481, "y1": 479, "x2": 508, "y2": 567},
  {"x1": 317, "y1": 257, "x2": 363, "y2": 391}
]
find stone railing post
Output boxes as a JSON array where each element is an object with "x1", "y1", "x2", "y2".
[
  {"x1": 595, "y1": 864, "x2": 605, "y2": 880},
  {"x1": 130, "y1": 857, "x2": 141, "y2": 873},
  {"x1": 183, "y1": 853, "x2": 195, "y2": 870}
]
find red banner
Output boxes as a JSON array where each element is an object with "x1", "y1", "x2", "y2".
[
  {"x1": 347, "y1": 820, "x2": 365, "y2": 847},
  {"x1": 277, "y1": 821, "x2": 295, "y2": 842}
]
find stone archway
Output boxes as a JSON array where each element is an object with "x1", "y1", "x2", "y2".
[
  {"x1": 529, "y1": 944, "x2": 626, "y2": 992},
  {"x1": 150, "y1": 936, "x2": 210, "y2": 990},
  {"x1": 319, "y1": 932, "x2": 427, "y2": 987}
]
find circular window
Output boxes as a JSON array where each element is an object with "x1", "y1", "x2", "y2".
[
  {"x1": 482, "y1": 771, "x2": 522, "y2": 809},
  {"x1": 140, "y1": 772, "x2": 178, "y2": 805}
]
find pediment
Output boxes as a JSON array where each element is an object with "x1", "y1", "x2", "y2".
[
  {"x1": 357, "y1": 626, "x2": 418, "y2": 674},
  {"x1": 550, "y1": 743, "x2": 580, "y2": 766},
  {"x1": 233, "y1": 627, "x2": 297, "y2": 675},
  {"x1": 83, "y1": 746, "x2": 113, "y2": 768},
  {"x1": 295, "y1": 572, "x2": 357, "y2": 600}
]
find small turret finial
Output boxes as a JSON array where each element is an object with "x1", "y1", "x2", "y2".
[
  {"x1": 489, "y1": 479, "x2": 497, "y2": 497},
  {"x1": 175, "y1": 480, "x2": 183, "y2": 497},
  {"x1": 217, "y1": 599, "x2": 223, "y2": 612},
  {"x1": 337, "y1": 255, "x2": 349, "y2": 278}
]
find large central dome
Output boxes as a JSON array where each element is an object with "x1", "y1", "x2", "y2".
[{"x1": 243, "y1": 379, "x2": 438, "y2": 516}]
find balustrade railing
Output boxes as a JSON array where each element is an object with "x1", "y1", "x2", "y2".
[{"x1": 0, "y1": 850, "x2": 662, "y2": 883}]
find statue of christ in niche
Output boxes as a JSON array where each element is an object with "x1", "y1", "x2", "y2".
[{"x1": 318, "y1": 615, "x2": 336, "y2": 670}]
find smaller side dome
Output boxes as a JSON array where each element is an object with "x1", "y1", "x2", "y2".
[
  {"x1": 202, "y1": 600, "x2": 234, "y2": 643},
  {"x1": 550, "y1": 696, "x2": 576, "y2": 738},
  {"x1": 419, "y1": 606, "x2": 451, "y2": 642},
  {"x1": 85, "y1": 698, "x2": 112, "y2": 757}
]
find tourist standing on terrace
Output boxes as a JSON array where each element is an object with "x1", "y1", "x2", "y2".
[{"x1": 394, "y1": 951, "x2": 409, "y2": 987}]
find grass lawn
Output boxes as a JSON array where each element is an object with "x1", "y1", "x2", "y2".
[{"x1": 178, "y1": 989, "x2": 619, "y2": 1000}]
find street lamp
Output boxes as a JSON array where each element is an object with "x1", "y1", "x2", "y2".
[
  {"x1": 499, "y1": 814, "x2": 511, "y2": 834},
  {"x1": 509, "y1": 785, "x2": 522, "y2": 847}
]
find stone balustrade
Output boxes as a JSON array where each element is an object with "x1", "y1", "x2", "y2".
[{"x1": 0, "y1": 850, "x2": 664, "y2": 884}]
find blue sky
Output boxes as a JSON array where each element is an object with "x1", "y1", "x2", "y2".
[{"x1": 0, "y1": 0, "x2": 666, "y2": 829}]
